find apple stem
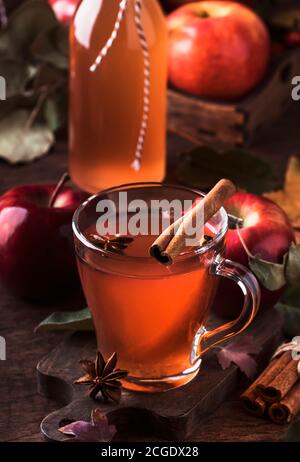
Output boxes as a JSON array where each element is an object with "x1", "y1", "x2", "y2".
[
  {"x1": 228, "y1": 214, "x2": 244, "y2": 229},
  {"x1": 48, "y1": 172, "x2": 71, "y2": 208},
  {"x1": 197, "y1": 11, "x2": 210, "y2": 18}
]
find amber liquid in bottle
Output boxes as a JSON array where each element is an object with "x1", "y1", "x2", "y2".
[{"x1": 69, "y1": 0, "x2": 168, "y2": 193}]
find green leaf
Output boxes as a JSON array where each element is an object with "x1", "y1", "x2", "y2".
[
  {"x1": 0, "y1": 57, "x2": 35, "y2": 97},
  {"x1": 285, "y1": 243, "x2": 300, "y2": 287},
  {"x1": 35, "y1": 307, "x2": 94, "y2": 333},
  {"x1": 43, "y1": 95, "x2": 67, "y2": 131},
  {"x1": 276, "y1": 302, "x2": 300, "y2": 338},
  {"x1": 175, "y1": 147, "x2": 280, "y2": 194},
  {"x1": 248, "y1": 244, "x2": 300, "y2": 291},
  {"x1": 0, "y1": 0, "x2": 58, "y2": 57},
  {"x1": 32, "y1": 63, "x2": 66, "y2": 92},
  {"x1": 0, "y1": 109, "x2": 54, "y2": 163},
  {"x1": 281, "y1": 284, "x2": 300, "y2": 306},
  {"x1": 0, "y1": 93, "x2": 37, "y2": 119},
  {"x1": 275, "y1": 282, "x2": 300, "y2": 338},
  {"x1": 248, "y1": 255, "x2": 287, "y2": 291},
  {"x1": 54, "y1": 25, "x2": 69, "y2": 57},
  {"x1": 30, "y1": 25, "x2": 69, "y2": 71},
  {"x1": 275, "y1": 284, "x2": 300, "y2": 338}
]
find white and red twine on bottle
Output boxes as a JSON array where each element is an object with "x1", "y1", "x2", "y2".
[{"x1": 90, "y1": 0, "x2": 150, "y2": 172}]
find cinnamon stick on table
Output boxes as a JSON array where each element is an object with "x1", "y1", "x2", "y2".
[
  {"x1": 150, "y1": 179, "x2": 236, "y2": 265},
  {"x1": 256, "y1": 353, "x2": 298, "y2": 403},
  {"x1": 240, "y1": 391, "x2": 267, "y2": 417},
  {"x1": 241, "y1": 351, "x2": 291, "y2": 415},
  {"x1": 269, "y1": 381, "x2": 300, "y2": 424}
]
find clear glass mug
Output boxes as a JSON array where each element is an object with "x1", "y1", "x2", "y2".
[{"x1": 73, "y1": 183, "x2": 260, "y2": 392}]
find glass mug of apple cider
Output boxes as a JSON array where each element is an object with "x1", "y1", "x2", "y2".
[
  {"x1": 73, "y1": 184, "x2": 260, "y2": 392},
  {"x1": 69, "y1": 0, "x2": 167, "y2": 193}
]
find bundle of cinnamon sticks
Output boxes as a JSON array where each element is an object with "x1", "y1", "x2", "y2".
[{"x1": 241, "y1": 346, "x2": 300, "y2": 424}]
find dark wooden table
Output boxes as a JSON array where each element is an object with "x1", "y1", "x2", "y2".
[{"x1": 1, "y1": 103, "x2": 300, "y2": 442}]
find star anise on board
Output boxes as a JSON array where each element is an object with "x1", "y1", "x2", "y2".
[
  {"x1": 74, "y1": 352, "x2": 128, "y2": 403},
  {"x1": 88, "y1": 234, "x2": 134, "y2": 254}
]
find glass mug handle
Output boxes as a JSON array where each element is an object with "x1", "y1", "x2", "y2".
[{"x1": 191, "y1": 255, "x2": 261, "y2": 364}]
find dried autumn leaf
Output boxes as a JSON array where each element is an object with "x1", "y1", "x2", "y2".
[
  {"x1": 59, "y1": 409, "x2": 116, "y2": 442},
  {"x1": 264, "y1": 156, "x2": 300, "y2": 224},
  {"x1": 0, "y1": 109, "x2": 54, "y2": 163},
  {"x1": 216, "y1": 336, "x2": 261, "y2": 379}
]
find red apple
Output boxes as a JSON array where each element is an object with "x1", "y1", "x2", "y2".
[
  {"x1": 167, "y1": 1, "x2": 271, "y2": 100},
  {"x1": 0, "y1": 178, "x2": 87, "y2": 300},
  {"x1": 213, "y1": 192, "x2": 294, "y2": 318},
  {"x1": 48, "y1": 0, "x2": 79, "y2": 24}
]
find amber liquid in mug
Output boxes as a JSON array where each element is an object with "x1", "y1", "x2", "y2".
[
  {"x1": 69, "y1": 0, "x2": 167, "y2": 193},
  {"x1": 77, "y1": 227, "x2": 219, "y2": 390}
]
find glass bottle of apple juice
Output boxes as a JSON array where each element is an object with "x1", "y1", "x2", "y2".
[{"x1": 69, "y1": 0, "x2": 168, "y2": 193}]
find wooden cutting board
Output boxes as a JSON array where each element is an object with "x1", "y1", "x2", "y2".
[{"x1": 37, "y1": 309, "x2": 283, "y2": 441}]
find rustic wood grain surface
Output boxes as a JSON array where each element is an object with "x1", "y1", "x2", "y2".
[{"x1": 1, "y1": 103, "x2": 300, "y2": 442}]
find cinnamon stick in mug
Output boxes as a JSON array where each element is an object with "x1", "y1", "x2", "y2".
[{"x1": 150, "y1": 179, "x2": 236, "y2": 265}]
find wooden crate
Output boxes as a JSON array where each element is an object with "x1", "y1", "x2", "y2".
[{"x1": 167, "y1": 46, "x2": 300, "y2": 148}]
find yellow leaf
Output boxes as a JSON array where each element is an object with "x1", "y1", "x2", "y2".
[
  {"x1": 292, "y1": 217, "x2": 300, "y2": 245},
  {"x1": 264, "y1": 156, "x2": 300, "y2": 223}
]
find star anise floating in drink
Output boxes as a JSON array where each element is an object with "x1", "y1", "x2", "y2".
[
  {"x1": 88, "y1": 234, "x2": 134, "y2": 254},
  {"x1": 74, "y1": 351, "x2": 128, "y2": 403},
  {"x1": 200, "y1": 234, "x2": 213, "y2": 246}
]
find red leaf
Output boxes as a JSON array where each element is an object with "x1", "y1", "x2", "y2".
[{"x1": 216, "y1": 336, "x2": 261, "y2": 379}]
